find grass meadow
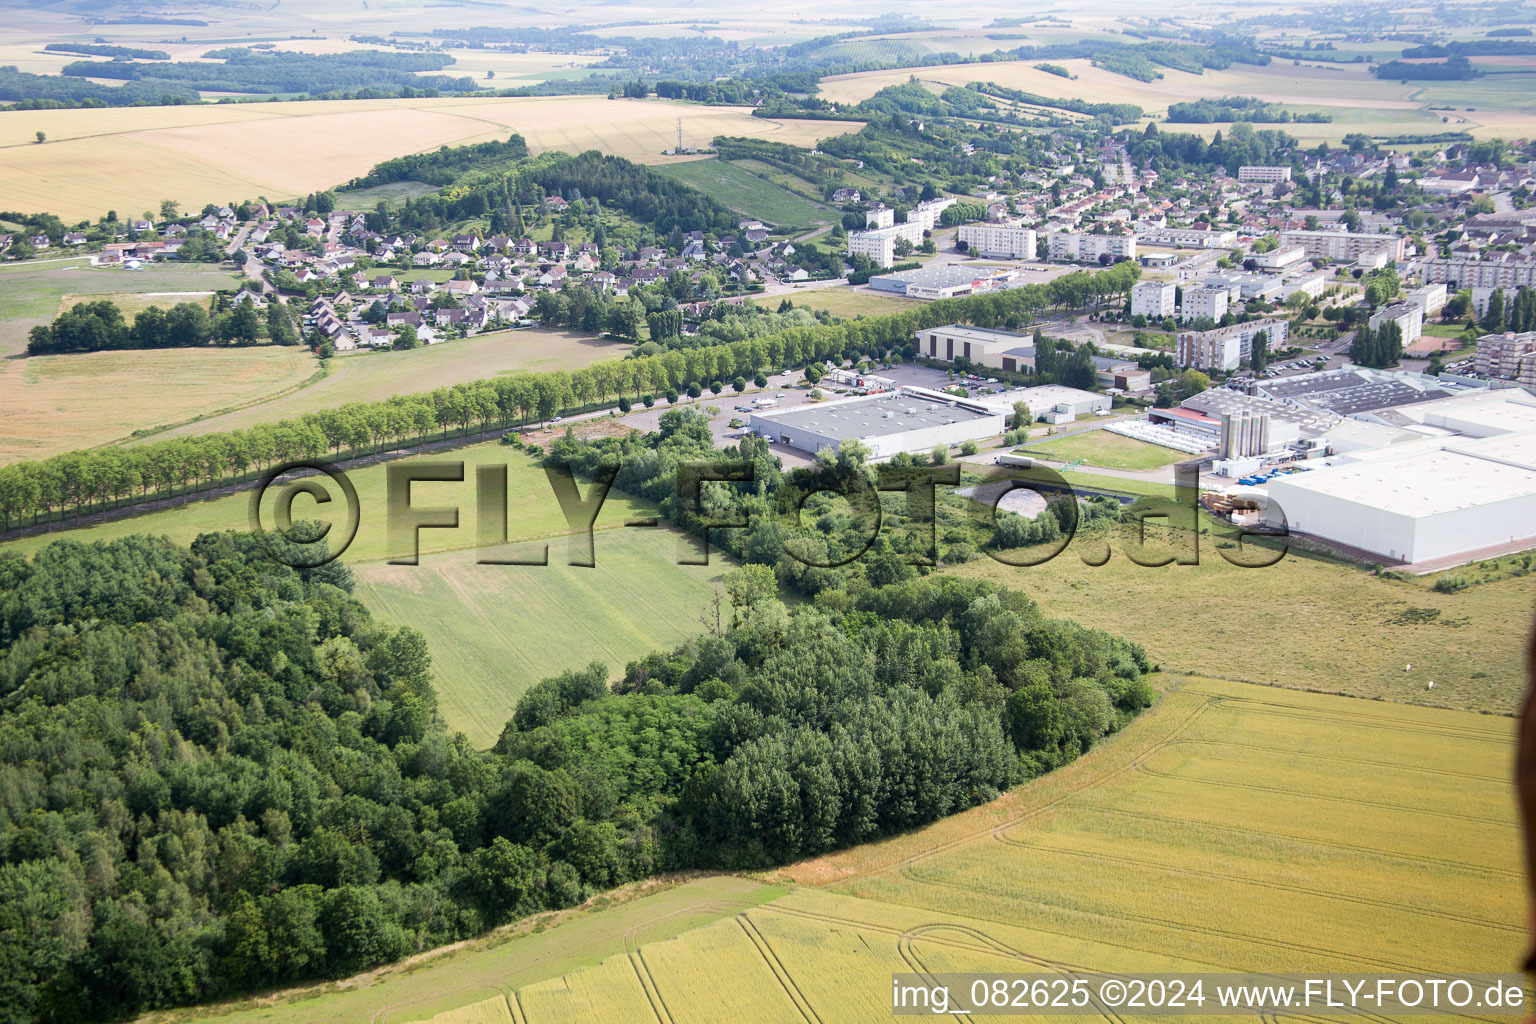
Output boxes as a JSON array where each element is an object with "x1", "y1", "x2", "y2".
[
  {"x1": 654, "y1": 159, "x2": 835, "y2": 229},
  {"x1": 788, "y1": 286, "x2": 926, "y2": 319},
  {"x1": 1018, "y1": 430, "x2": 1188, "y2": 472},
  {"x1": 354, "y1": 529, "x2": 728, "y2": 747},
  {"x1": 312, "y1": 675, "x2": 1517, "y2": 1024}
]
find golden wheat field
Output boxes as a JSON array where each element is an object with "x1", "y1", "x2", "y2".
[
  {"x1": 0, "y1": 97, "x2": 860, "y2": 220},
  {"x1": 365, "y1": 676, "x2": 1519, "y2": 1024},
  {"x1": 0, "y1": 345, "x2": 317, "y2": 463}
]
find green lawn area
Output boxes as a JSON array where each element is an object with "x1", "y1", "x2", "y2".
[
  {"x1": 655, "y1": 159, "x2": 835, "y2": 229},
  {"x1": 0, "y1": 257, "x2": 243, "y2": 358},
  {"x1": 354, "y1": 526, "x2": 728, "y2": 746},
  {"x1": 1019, "y1": 429, "x2": 1187, "y2": 472},
  {"x1": 338, "y1": 181, "x2": 439, "y2": 208},
  {"x1": 790, "y1": 286, "x2": 924, "y2": 319}
]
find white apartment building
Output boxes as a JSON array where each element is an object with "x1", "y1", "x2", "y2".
[
  {"x1": 847, "y1": 221, "x2": 924, "y2": 268},
  {"x1": 1421, "y1": 256, "x2": 1536, "y2": 290},
  {"x1": 1047, "y1": 231, "x2": 1138, "y2": 262},
  {"x1": 1238, "y1": 165, "x2": 1293, "y2": 184},
  {"x1": 1279, "y1": 230, "x2": 1407, "y2": 263},
  {"x1": 865, "y1": 206, "x2": 895, "y2": 229},
  {"x1": 1404, "y1": 282, "x2": 1448, "y2": 318},
  {"x1": 1254, "y1": 245, "x2": 1306, "y2": 271},
  {"x1": 1280, "y1": 272, "x2": 1327, "y2": 301},
  {"x1": 1183, "y1": 285, "x2": 1229, "y2": 322},
  {"x1": 957, "y1": 223, "x2": 1037, "y2": 259},
  {"x1": 1131, "y1": 280, "x2": 1177, "y2": 320},
  {"x1": 1139, "y1": 226, "x2": 1238, "y2": 249},
  {"x1": 1368, "y1": 302, "x2": 1424, "y2": 348}
]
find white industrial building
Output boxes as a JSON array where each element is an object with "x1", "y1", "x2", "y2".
[
  {"x1": 1266, "y1": 431, "x2": 1536, "y2": 563},
  {"x1": 1182, "y1": 285, "x2": 1229, "y2": 323},
  {"x1": 957, "y1": 223, "x2": 1037, "y2": 259},
  {"x1": 981, "y1": 385, "x2": 1110, "y2": 423},
  {"x1": 1131, "y1": 280, "x2": 1176, "y2": 319},
  {"x1": 916, "y1": 323, "x2": 1036, "y2": 373},
  {"x1": 1138, "y1": 226, "x2": 1237, "y2": 249},
  {"x1": 749, "y1": 387, "x2": 1005, "y2": 459}
]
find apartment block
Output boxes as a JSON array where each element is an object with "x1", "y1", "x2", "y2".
[
  {"x1": 1475, "y1": 331, "x2": 1536, "y2": 385},
  {"x1": 957, "y1": 223, "x2": 1036, "y2": 259},
  {"x1": 1131, "y1": 280, "x2": 1176, "y2": 319},
  {"x1": 1047, "y1": 231, "x2": 1138, "y2": 262},
  {"x1": 1182, "y1": 285, "x2": 1230, "y2": 323},
  {"x1": 1238, "y1": 165, "x2": 1293, "y2": 184},
  {"x1": 1279, "y1": 230, "x2": 1406, "y2": 263},
  {"x1": 1368, "y1": 302, "x2": 1424, "y2": 348}
]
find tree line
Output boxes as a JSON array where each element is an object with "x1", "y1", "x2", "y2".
[
  {"x1": 26, "y1": 298, "x2": 297, "y2": 356},
  {"x1": 0, "y1": 264, "x2": 1141, "y2": 533}
]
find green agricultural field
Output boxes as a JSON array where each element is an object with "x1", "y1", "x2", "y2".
[
  {"x1": 381, "y1": 676, "x2": 1518, "y2": 1024},
  {"x1": 654, "y1": 158, "x2": 835, "y2": 229},
  {"x1": 353, "y1": 528, "x2": 729, "y2": 746},
  {"x1": 1019, "y1": 429, "x2": 1188, "y2": 472}
]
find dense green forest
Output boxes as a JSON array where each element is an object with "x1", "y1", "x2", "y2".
[
  {"x1": 1166, "y1": 95, "x2": 1332, "y2": 123},
  {"x1": 0, "y1": 424, "x2": 1152, "y2": 1020},
  {"x1": 60, "y1": 48, "x2": 476, "y2": 96},
  {"x1": 344, "y1": 135, "x2": 530, "y2": 190}
]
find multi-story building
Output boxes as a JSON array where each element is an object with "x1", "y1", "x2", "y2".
[
  {"x1": 1253, "y1": 245, "x2": 1307, "y2": 271},
  {"x1": 1368, "y1": 302, "x2": 1424, "y2": 348},
  {"x1": 1280, "y1": 272, "x2": 1327, "y2": 302},
  {"x1": 1138, "y1": 226, "x2": 1238, "y2": 249},
  {"x1": 1404, "y1": 282, "x2": 1448, "y2": 317},
  {"x1": 1182, "y1": 285, "x2": 1230, "y2": 323},
  {"x1": 1131, "y1": 280, "x2": 1176, "y2": 320},
  {"x1": 1176, "y1": 319, "x2": 1290, "y2": 371},
  {"x1": 1046, "y1": 231, "x2": 1138, "y2": 262},
  {"x1": 846, "y1": 221, "x2": 924, "y2": 268},
  {"x1": 1279, "y1": 230, "x2": 1406, "y2": 263},
  {"x1": 865, "y1": 206, "x2": 895, "y2": 229},
  {"x1": 957, "y1": 223, "x2": 1036, "y2": 259},
  {"x1": 1238, "y1": 165, "x2": 1293, "y2": 184},
  {"x1": 1421, "y1": 255, "x2": 1536, "y2": 290},
  {"x1": 1475, "y1": 331, "x2": 1536, "y2": 385}
]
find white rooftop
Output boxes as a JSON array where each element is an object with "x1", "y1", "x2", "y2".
[{"x1": 1272, "y1": 433, "x2": 1536, "y2": 518}]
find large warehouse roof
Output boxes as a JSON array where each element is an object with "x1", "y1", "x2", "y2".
[
  {"x1": 752, "y1": 391, "x2": 996, "y2": 443},
  {"x1": 1273, "y1": 444, "x2": 1536, "y2": 518}
]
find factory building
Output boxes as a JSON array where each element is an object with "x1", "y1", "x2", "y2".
[
  {"x1": 915, "y1": 323, "x2": 1036, "y2": 373},
  {"x1": 1266, "y1": 430, "x2": 1536, "y2": 563},
  {"x1": 1219, "y1": 412, "x2": 1271, "y2": 458},
  {"x1": 869, "y1": 264, "x2": 1010, "y2": 300},
  {"x1": 749, "y1": 387, "x2": 1006, "y2": 459}
]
